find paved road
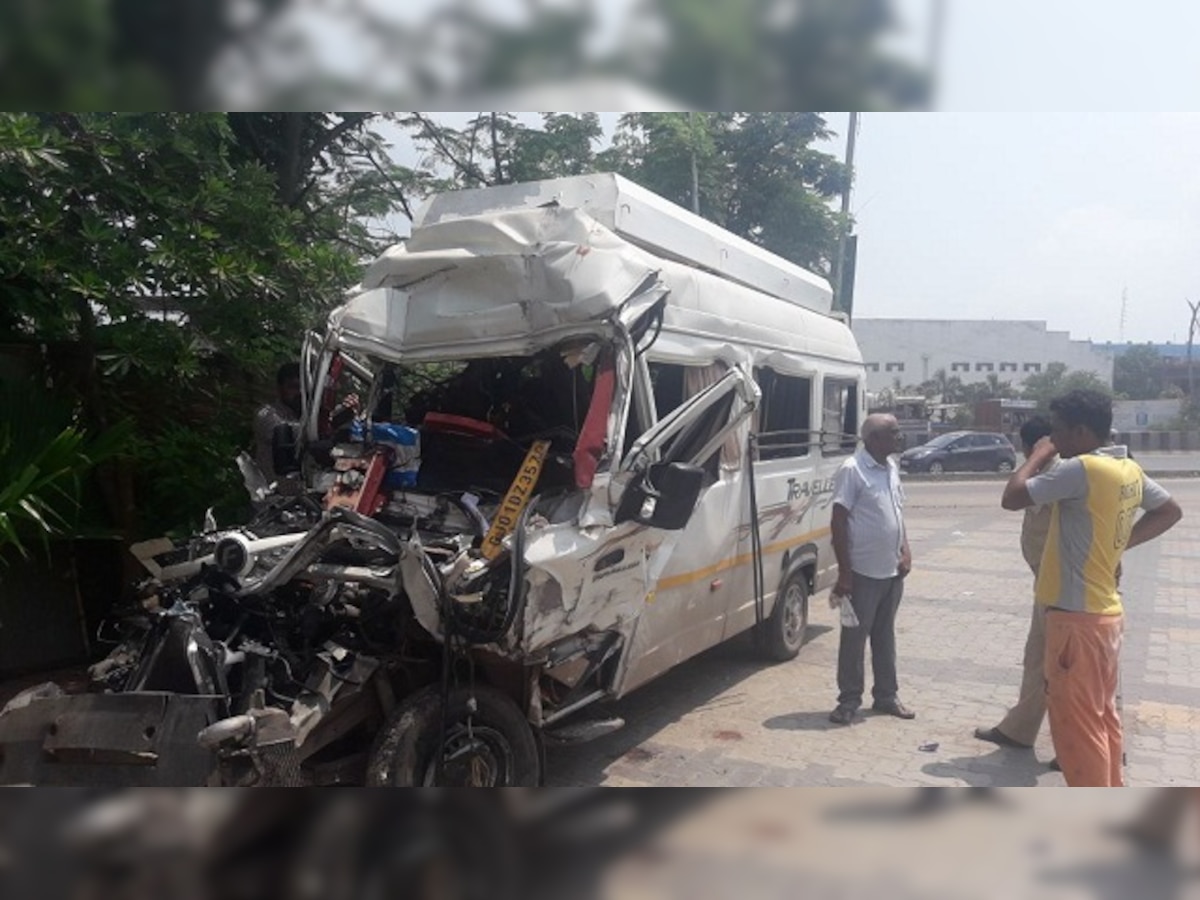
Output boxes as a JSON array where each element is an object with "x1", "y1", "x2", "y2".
[
  {"x1": 1131, "y1": 451, "x2": 1200, "y2": 474},
  {"x1": 546, "y1": 478, "x2": 1200, "y2": 787}
]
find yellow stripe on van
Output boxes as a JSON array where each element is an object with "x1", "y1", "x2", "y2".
[{"x1": 654, "y1": 526, "x2": 831, "y2": 592}]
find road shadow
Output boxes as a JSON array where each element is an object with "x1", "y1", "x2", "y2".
[
  {"x1": 543, "y1": 624, "x2": 834, "y2": 787},
  {"x1": 762, "y1": 710, "x2": 844, "y2": 732},
  {"x1": 821, "y1": 787, "x2": 1011, "y2": 824},
  {"x1": 1036, "y1": 855, "x2": 1196, "y2": 900},
  {"x1": 919, "y1": 747, "x2": 1043, "y2": 787}
]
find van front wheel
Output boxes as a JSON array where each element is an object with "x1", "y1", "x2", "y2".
[
  {"x1": 366, "y1": 684, "x2": 541, "y2": 787},
  {"x1": 759, "y1": 573, "x2": 809, "y2": 662}
]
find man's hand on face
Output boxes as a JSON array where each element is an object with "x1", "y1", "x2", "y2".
[{"x1": 1027, "y1": 435, "x2": 1058, "y2": 470}]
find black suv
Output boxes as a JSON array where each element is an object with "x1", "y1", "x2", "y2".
[{"x1": 899, "y1": 431, "x2": 1017, "y2": 475}]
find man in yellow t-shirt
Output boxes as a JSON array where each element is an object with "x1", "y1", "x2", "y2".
[{"x1": 1001, "y1": 389, "x2": 1182, "y2": 786}]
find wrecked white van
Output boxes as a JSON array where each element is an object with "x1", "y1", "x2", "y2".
[
  {"x1": 0, "y1": 174, "x2": 864, "y2": 787},
  {"x1": 302, "y1": 173, "x2": 864, "y2": 781}
]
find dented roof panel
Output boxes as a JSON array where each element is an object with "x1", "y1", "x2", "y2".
[
  {"x1": 328, "y1": 201, "x2": 859, "y2": 370},
  {"x1": 414, "y1": 172, "x2": 834, "y2": 316},
  {"x1": 330, "y1": 205, "x2": 668, "y2": 360}
]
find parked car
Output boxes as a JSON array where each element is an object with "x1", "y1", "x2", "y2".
[{"x1": 898, "y1": 431, "x2": 1016, "y2": 475}]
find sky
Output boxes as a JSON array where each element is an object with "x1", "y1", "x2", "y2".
[
  {"x1": 388, "y1": 111, "x2": 1200, "y2": 347},
  {"x1": 843, "y1": 112, "x2": 1200, "y2": 345},
  {"x1": 370, "y1": 0, "x2": 1200, "y2": 347},
  {"x1": 842, "y1": 0, "x2": 1200, "y2": 344}
]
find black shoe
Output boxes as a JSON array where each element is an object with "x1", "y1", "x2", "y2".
[
  {"x1": 872, "y1": 700, "x2": 916, "y2": 720},
  {"x1": 829, "y1": 706, "x2": 855, "y2": 725},
  {"x1": 974, "y1": 726, "x2": 1033, "y2": 749}
]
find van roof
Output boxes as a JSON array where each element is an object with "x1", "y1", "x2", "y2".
[
  {"x1": 331, "y1": 196, "x2": 859, "y2": 369},
  {"x1": 415, "y1": 173, "x2": 834, "y2": 317}
]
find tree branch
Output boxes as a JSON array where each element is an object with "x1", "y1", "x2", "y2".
[
  {"x1": 301, "y1": 113, "x2": 373, "y2": 176},
  {"x1": 410, "y1": 113, "x2": 489, "y2": 186},
  {"x1": 490, "y1": 112, "x2": 504, "y2": 184},
  {"x1": 343, "y1": 133, "x2": 417, "y2": 222}
]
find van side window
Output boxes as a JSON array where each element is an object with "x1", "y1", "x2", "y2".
[
  {"x1": 822, "y1": 379, "x2": 859, "y2": 456},
  {"x1": 645, "y1": 362, "x2": 744, "y2": 472},
  {"x1": 754, "y1": 368, "x2": 812, "y2": 460},
  {"x1": 648, "y1": 363, "x2": 687, "y2": 417}
]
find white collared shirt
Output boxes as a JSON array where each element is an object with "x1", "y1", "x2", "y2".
[{"x1": 831, "y1": 446, "x2": 906, "y2": 579}]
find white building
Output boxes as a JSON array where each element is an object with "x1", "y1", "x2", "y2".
[
  {"x1": 1112, "y1": 398, "x2": 1184, "y2": 431},
  {"x1": 852, "y1": 319, "x2": 1115, "y2": 395}
]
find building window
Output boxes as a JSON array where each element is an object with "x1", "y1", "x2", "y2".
[
  {"x1": 865, "y1": 362, "x2": 879, "y2": 372},
  {"x1": 885, "y1": 362, "x2": 905, "y2": 373},
  {"x1": 1023, "y1": 362, "x2": 1042, "y2": 373},
  {"x1": 755, "y1": 369, "x2": 813, "y2": 460},
  {"x1": 999, "y1": 362, "x2": 1017, "y2": 372},
  {"x1": 976, "y1": 362, "x2": 994, "y2": 373},
  {"x1": 951, "y1": 362, "x2": 970, "y2": 373}
]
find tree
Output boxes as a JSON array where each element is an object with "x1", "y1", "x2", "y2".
[
  {"x1": 397, "y1": 112, "x2": 605, "y2": 191},
  {"x1": 1019, "y1": 363, "x2": 1068, "y2": 409},
  {"x1": 1060, "y1": 370, "x2": 1114, "y2": 396},
  {"x1": 984, "y1": 373, "x2": 1017, "y2": 399},
  {"x1": 0, "y1": 113, "x2": 374, "y2": 538},
  {"x1": 605, "y1": 113, "x2": 848, "y2": 272},
  {"x1": 0, "y1": 385, "x2": 129, "y2": 564},
  {"x1": 621, "y1": 0, "x2": 930, "y2": 109},
  {"x1": 1020, "y1": 363, "x2": 1113, "y2": 409},
  {"x1": 1113, "y1": 345, "x2": 1164, "y2": 400},
  {"x1": 921, "y1": 368, "x2": 964, "y2": 404},
  {"x1": 394, "y1": 112, "x2": 848, "y2": 274}
]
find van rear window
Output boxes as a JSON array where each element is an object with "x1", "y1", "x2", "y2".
[
  {"x1": 822, "y1": 379, "x2": 860, "y2": 456},
  {"x1": 754, "y1": 368, "x2": 813, "y2": 460}
]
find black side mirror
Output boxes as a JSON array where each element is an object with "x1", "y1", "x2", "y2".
[{"x1": 616, "y1": 462, "x2": 705, "y2": 530}]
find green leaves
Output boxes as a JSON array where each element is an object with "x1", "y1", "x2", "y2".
[
  {"x1": 0, "y1": 112, "x2": 378, "y2": 538},
  {"x1": 0, "y1": 390, "x2": 132, "y2": 563},
  {"x1": 608, "y1": 113, "x2": 846, "y2": 273},
  {"x1": 1113, "y1": 345, "x2": 1166, "y2": 400}
]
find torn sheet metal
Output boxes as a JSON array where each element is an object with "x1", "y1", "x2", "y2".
[{"x1": 330, "y1": 205, "x2": 670, "y2": 362}]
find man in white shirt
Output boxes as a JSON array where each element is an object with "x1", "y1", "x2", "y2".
[{"x1": 829, "y1": 413, "x2": 914, "y2": 725}]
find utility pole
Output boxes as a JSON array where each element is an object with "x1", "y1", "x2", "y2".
[
  {"x1": 832, "y1": 112, "x2": 859, "y2": 318},
  {"x1": 927, "y1": 0, "x2": 947, "y2": 105},
  {"x1": 1187, "y1": 298, "x2": 1200, "y2": 399},
  {"x1": 689, "y1": 112, "x2": 700, "y2": 214}
]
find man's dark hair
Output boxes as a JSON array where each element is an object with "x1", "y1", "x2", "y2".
[
  {"x1": 1018, "y1": 415, "x2": 1053, "y2": 454},
  {"x1": 1048, "y1": 389, "x2": 1113, "y2": 439},
  {"x1": 276, "y1": 362, "x2": 301, "y2": 386}
]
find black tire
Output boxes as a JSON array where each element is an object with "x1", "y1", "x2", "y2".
[
  {"x1": 928, "y1": 461, "x2": 945, "y2": 475},
  {"x1": 366, "y1": 684, "x2": 541, "y2": 787},
  {"x1": 759, "y1": 571, "x2": 809, "y2": 662},
  {"x1": 997, "y1": 459, "x2": 1014, "y2": 473}
]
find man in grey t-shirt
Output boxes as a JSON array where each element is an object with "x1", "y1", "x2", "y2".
[{"x1": 829, "y1": 413, "x2": 915, "y2": 725}]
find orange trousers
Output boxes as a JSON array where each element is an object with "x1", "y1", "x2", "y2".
[{"x1": 1044, "y1": 609, "x2": 1125, "y2": 787}]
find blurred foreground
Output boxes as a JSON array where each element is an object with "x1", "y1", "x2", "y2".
[
  {"x1": 1, "y1": 788, "x2": 1197, "y2": 900},
  {"x1": 1, "y1": 0, "x2": 933, "y2": 109}
]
